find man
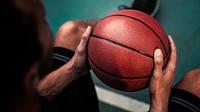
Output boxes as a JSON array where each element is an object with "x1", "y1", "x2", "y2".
[
  {"x1": 37, "y1": 19, "x2": 178, "y2": 112},
  {"x1": 1, "y1": 0, "x2": 54, "y2": 111},
  {"x1": 1, "y1": 0, "x2": 178, "y2": 112}
]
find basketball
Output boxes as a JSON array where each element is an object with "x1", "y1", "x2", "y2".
[{"x1": 87, "y1": 9, "x2": 170, "y2": 91}]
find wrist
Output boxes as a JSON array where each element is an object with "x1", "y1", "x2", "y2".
[
  {"x1": 149, "y1": 94, "x2": 169, "y2": 112},
  {"x1": 68, "y1": 58, "x2": 89, "y2": 80}
]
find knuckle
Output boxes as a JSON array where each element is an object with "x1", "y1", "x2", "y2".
[
  {"x1": 166, "y1": 65, "x2": 176, "y2": 73},
  {"x1": 62, "y1": 21, "x2": 78, "y2": 31},
  {"x1": 155, "y1": 58, "x2": 163, "y2": 66},
  {"x1": 60, "y1": 20, "x2": 84, "y2": 32}
]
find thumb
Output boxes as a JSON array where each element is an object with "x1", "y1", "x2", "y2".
[
  {"x1": 153, "y1": 49, "x2": 163, "y2": 77},
  {"x1": 76, "y1": 26, "x2": 92, "y2": 53},
  {"x1": 80, "y1": 26, "x2": 92, "y2": 47}
]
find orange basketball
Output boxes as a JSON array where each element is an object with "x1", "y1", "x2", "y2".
[{"x1": 87, "y1": 9, "x2": 170, "y2": 91}]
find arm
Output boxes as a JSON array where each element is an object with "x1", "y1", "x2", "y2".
[
  {"x1": 37, "y1": 26, "x2": 92, "y2": 100},
  {"x1": 149, "y1": 35, "x2": 177, "y2": 112}
]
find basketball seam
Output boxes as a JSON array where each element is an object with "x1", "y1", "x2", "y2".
[
  {"x1": 90, "y1": 35, "x2": 168, "y2": 59},
  {"x1": 99, "y1": 14, "x2": 169, "y2": 58},
  {"x1": 88, "y1": 55, "x2": 151, "y2": 79}
]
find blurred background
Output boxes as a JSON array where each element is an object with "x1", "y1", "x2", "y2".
[{"x1": 43, "y1": 0, "x2": 200, "y2": 111}]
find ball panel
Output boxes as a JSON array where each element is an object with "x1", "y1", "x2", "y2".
[
  {"x1": 93, "y1": 15, "x2": 167, "y2": 57},
  {"x1": 88, "y1": 36, "x2": 154, "y2": 78},
  {"x1": 107, "y1": 9, "x2": 170, "y2": 57},
  {"x1": 89, "y1": 58, "x2": 149, "y2": 91}
]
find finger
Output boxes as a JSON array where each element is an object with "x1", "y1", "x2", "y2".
[
  {"x1": 153, "y1": 49, "x2": 163, "y2": 78},
  {"x1": 76, "y1": 26, "x2": 92, "y2": 52},
  {"x1": 164, "y1": 35, "x2": 177, "y2": 72},
  {"x1": 81, "y1": 26, "x2": 92, "y2": 45}
]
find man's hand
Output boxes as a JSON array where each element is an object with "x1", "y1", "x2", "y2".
[
  {"x1": 68, "y1": 26, "x2": 92, "y2": 77},
  {"x1": 37, "y1": 26, "x2": 92, "y2": 99},
  {"x1": 149, "y1": 35, "x2": 177, "y2": 112}
]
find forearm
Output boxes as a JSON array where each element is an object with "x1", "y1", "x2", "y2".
[
  {"x1": 149, "y1": 95, "x2": 169, "y2": 112},
  {"x1": 37, "y1": 61, "x2": 79, "y2": 100},
  {"x1": 37, "y1": 26, "x2": 91, "y2": 100}
]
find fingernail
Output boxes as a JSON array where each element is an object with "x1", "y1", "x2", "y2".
[
  {"x1": 155, "y1": 49, "x2": 162, "y2": 57},
  {"x1": 86, "y1": 26, "x2": 91, "y2": 34}
]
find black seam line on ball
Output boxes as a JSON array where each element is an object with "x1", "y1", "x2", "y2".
[
  {"x1": 91, "y1": 35, "x2": 167, "y2": 59},
  {"x1": 88, "y1": 55, "x2": 150, "y2": 79},
  {"x1": 91, "y1": 35, "x2": 153, "y2": 58},
  {"x1": 91, "y1": 35, "x2": 168, "y2": 59},
  {"x1": 100, "y1": 14, "x2": 168, "y2": 58}
]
